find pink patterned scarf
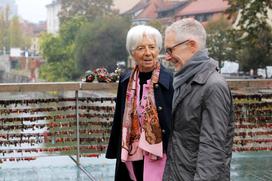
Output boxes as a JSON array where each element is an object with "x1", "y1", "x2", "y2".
[{"x1": 121, "y1": 62, "x2": 163, "y2": 162}]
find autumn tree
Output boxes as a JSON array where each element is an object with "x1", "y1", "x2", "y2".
[
  {"x1": 59, "y1": 0, "x2": 115, "y2": 23},
  {"x1": 0, "y1": 12, "x2": 5, "y2": 52},
  {"x1": 148, "y1": 20, "x2": 165, "y2": 34},
  {"x1": 9, "y1": 16, "x2": 24, "y2": 47},
  {"x1": 75, "y1": 16, "x2": 130, "y2": 72},
  {"x1": 0, "y1": 6, "x2": 10, "y2": 53},
  {"x1": 40, "y1": 1, "x2": 131, "y2": 81},
  {"x1": 205, "y1": 16, "x2": 236, "y2": 68},
  {"x1": 39, "y1": 16, "x2": 87, "y2": 81},
  {"x1": 0, "y1": 6, "x2": 30, "y2": 53},
  {"x1": 238, "y1": 27, "x2": 272, "y2": 75},
  {"x1": 228, "y1": 0, "x2": 272, "y2": 40},
  {"x1": 228, "y1": 0, "x2": 272, "y2": 75}
]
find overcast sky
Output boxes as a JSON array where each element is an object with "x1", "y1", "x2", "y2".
[{"x1": 16, "y1": 0, "x2": 52, "y2": 23}]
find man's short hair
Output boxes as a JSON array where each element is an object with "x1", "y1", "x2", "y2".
[{"x1": 166, "y1": 18, "x2": 207, "y2": 50}]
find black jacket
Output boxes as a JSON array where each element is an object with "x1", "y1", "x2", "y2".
[{"x1": 106, "y1": 65, "x2": 174, "y2": 181}]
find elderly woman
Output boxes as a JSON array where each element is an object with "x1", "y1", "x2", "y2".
[{"x1": 106, "y1": 25, "x2": 174, "y2": 181}]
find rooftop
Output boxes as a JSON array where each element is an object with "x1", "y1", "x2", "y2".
[{"x1": 176, "y1": 0, "x2": 229, "y2": 16}]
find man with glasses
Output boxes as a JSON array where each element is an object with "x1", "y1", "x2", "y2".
[{"x1": 163, "y1": 18, "x2": 234, "y2": 181}]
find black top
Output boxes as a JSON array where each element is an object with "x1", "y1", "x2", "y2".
[
  {"x1": 105, "y1": 66, "x2": 174, "y2": 181},
  {"x1": 139, "y1": 71, "x2": 152, "y2": 100}
]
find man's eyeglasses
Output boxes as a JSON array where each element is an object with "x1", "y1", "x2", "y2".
[{"x1": 165, "y1": 40, "x2": 189, "y2": 55}]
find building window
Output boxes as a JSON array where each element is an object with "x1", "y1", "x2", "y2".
[{"x1": 195, "y1": 13, "x2": 213, "y2": 22}]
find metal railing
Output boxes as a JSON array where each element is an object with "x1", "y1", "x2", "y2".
[
  {"x1": 0, "y1": 80, "x2": 271, "y2": 180},
  {"x1": 0, "y1": 82, "x2": 118, "y2": 181}
]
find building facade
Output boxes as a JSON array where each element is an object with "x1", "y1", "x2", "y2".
[
  {"x1": 124, "y1": 0, "x2": 230, "y2": 25},
  {"x1": 46, "y1": 0, "x2": 61, "y2": 34},
  {"x1": 45, "y1": 0, "x2": 145, "y2": 34},
  {"x1": 174, "y1": 0, "x2": 229, "y2": 23}
]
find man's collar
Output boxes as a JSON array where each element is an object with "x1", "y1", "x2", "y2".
[{"x1": 191, "y1": 62, "x2": 217, "y2": 84}]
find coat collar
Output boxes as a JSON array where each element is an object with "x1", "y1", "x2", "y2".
[
  {"x1": 190, "y1": 60, "x2": 217, "y2": 85},
  {"x1": 120, "y1": 64, "x2": 172, "y2": 90},
  {"x1": 120, "y1": 70, "x2": 131, "y2": 83},
  {"x1": 172, "y1": 61, "x2": 217, "y2": 113}
]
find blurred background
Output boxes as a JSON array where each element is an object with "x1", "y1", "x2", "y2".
[
  {"x1": 0, "y1": 0, "x2": 271, "y2": 83},
  {"x1": 0, "y1": 1, "x2": 271, "y2": 181}
]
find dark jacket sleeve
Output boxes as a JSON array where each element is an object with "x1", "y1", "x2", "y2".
[
  {"x1": 194, "y1": 79, "x2": 233, "y2": 181},
  {"x1": 105, "y1": 75, "x2": 125, "y2": 159}
]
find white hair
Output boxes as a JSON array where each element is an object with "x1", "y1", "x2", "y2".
[
  {"x1": 126, "y1": 25, "x2": 162, "y2": 56},
  {"x1": 165, "y1": 18, "x2": 207, "y2": 50}
]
